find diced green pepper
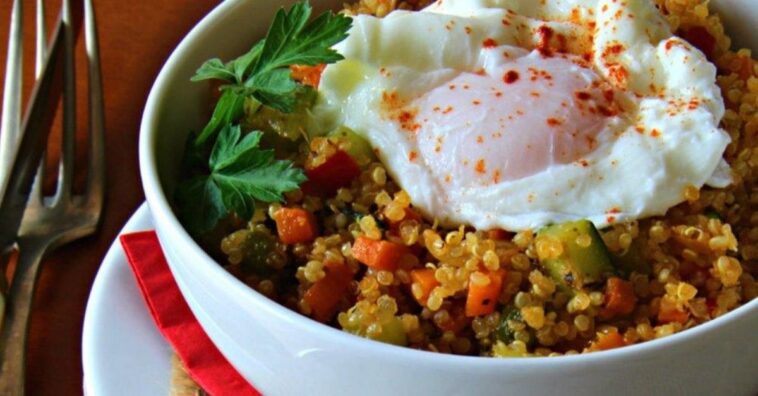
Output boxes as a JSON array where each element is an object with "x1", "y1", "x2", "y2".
[
  {"x1": 327, "y1": 126, "x2": 375, "y2": 166},
  {"x1": 537, "y1": 220, "x2": 615, "y2": 292}
]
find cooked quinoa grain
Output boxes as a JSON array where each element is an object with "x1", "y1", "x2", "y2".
[{"x1": 202, "y1": 0, "x2": 758, "y2": 357}]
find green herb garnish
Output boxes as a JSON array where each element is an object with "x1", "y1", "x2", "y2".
[
  {"x1": 176, "y1": 2, "x2": 352, "y2": 235},
  {"x1": 176, "y1": 125, "x2": 307, "y2": 234},
  {"x1": 192, "y1": 1, "x2": 352, "y2": 145}
]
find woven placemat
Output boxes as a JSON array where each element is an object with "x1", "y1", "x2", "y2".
[{"x1": 169, "y1": 354, "x2": 208, "y2": 396}]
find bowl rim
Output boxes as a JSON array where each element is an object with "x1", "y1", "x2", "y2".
[{"x1": 139, "y1": 0, "x2": 758, "y2": 369}]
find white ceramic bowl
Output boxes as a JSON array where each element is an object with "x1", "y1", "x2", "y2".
[{"x1": 140, "y1": 1, "x2": 758, "y2": 395}]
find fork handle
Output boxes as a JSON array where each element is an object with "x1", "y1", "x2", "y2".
[{"x1": 0, "y1": 240, "x2": 47, "y2": 395}]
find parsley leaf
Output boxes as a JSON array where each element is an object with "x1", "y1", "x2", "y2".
[
  {"x1": 178, "y1": 1, "x2": 352, "y2": 235},
  {"x1": 190, "y1": 1, "x2": 352, "y2": 144},
  {"x1": 191, "y1": 58, "x2": 237, "y2": 83},
  {"x1": 195, "y1": 89, "x2": 247, "y2": 146},
  {"x1": 252, "y1": 2, "x2": 351, "y2": 74},
  {"x1": 177, "y1": 125, "x2": 307, "y2": 234}
]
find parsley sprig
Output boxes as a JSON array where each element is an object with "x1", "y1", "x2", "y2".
[
  {"x1": 177, "y1": 125, "x2": 307, "y2": 234},
  {"x1": 192, "y1": 2, "x2": 351, "y2": 146},
  {"x1": 176, "y1": 2, "x2": 352, "y2": 235}
]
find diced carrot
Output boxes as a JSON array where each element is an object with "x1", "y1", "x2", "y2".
[
  {"x1": 290, "y1": 64, "x2": 326, "y2": 87},
  {"x1": 658, "y1": 305, "x2": 689, "y2": 325},
  {"x1": 302, "y1": 149, "x2": 361, "y2": 196},
  {"x1": 437, "y1": 302, "x2": 471, "y2": 333},
  {"x1": 486, "y1": 229, "x2": 511, "y2": 241},
  {"x1": 304, "y1": 260, "x2": 353, "y2": 322},
  {"x1": 410, "y1": 268, "x2": 439, "y2": 305},
  {"x1": 351, "y1": 236, "x2": 408, "y2": 271},
  {"x1": 274, "y1": 208, "x2": 318, "y2": 244},
  {"x1": 465, "y1": 269, "x2": 506, "y2": 317},
  {"x1": 590, "y1": 329, "x2": 626, "y2": 351},
  {"x1": 600, "y1": 277, "x2": 637, "y2": 319},
  {"x1": 388, "y1": 208, "x2": 423, "y2": 231}
]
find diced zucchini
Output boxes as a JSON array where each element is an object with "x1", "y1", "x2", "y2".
[
  {"x1": 223, "y1": 229, "x2": 277, "y2": 275},
  {"x1": 327, "y1": 126, "x2": 375, "y2": 166},
  {"x1": 373, "y1": 316, "x2": 408, "y2": 346},
  {"x1": 536, "y1": 220, "x2": 615, "y2": 291},
  {"x1": 343, "y1": 314, "x2": 408, "y2": 346}
]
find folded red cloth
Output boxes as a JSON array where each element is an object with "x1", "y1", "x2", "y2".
[{"x1": 120, "y1": 231, "x2": 261, "y2": 396}]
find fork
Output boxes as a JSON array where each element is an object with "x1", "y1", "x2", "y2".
[{"x1": 0, "y1": 0, "x2": 105, "y2": 393}]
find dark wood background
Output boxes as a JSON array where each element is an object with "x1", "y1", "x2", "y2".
[{"x1": 0, "y1": 1, "x2": 218, "y2": 394}]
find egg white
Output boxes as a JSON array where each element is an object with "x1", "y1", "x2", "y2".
[{"x1": 314, "y1": 0, "x2": 731, "y2": 230}]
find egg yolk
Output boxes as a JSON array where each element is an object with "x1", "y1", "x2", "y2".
[{"x1": 399, "y1": 52, "x2": 620, "y2": 187}]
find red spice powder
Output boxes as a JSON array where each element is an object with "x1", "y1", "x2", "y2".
[
  {"x1": 503, "y1": 70, "x2": 519, "y2": 84},
  {"x1": 482, "y1": 38, "x2": 498, "y2": 48},
  {"x1": 492, "y1": 169, "x2": 502, "y2": 184},
  {"x1": 475, "y1": 159, "x2": 486, "y2": 174},
  {"x1": 536, "y1": 25, "x2": 554, "y2": 57}
]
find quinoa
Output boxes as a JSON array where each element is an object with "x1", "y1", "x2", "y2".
[{"x1": 211, "y1": 0, "x2": 757, "y2": 357}]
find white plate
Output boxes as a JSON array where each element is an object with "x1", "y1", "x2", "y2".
[{"x1": 82, "y1": 204, "x2": 172, "y2": 396}]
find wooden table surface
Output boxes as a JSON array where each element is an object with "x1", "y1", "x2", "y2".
[{"x1": 0, "y1": 1, "x2": 219, "y2": 394}]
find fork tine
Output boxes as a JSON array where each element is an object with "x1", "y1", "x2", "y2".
[
  {"x1": 35, "y1": 0, "x2": 48, "y2": 77},
  {"x1": 0, "y1": 0, "x2": 23, "y2": 196},
  {"x1": 28, "y1": 0, "x2": 50, "y2": 205},
  {"x1": 53, "y1": 0, "x2": 77, "y2": 205},
  {"x1": 83, "y1": 0, "x2": 105, "y2": 207}
]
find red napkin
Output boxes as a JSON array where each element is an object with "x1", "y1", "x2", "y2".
[{"x1": 120, "y1": 231, "x2": 262, "y2": 396}]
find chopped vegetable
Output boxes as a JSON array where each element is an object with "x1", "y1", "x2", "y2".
[
  {"x1": 302, "y1": 149, "x2": 361, "y2": 196},
  {"x1": 341, "y1": 313, "x2": 408, "y2": 346},
  {"x1": 374, "y1": 316, "x2": 408, "y2": 346},
  {"x1": 244, "y1": 89, "x2": 317, "y2": 142},
  {"x1": 680, "y1": 26, "x2": 715, "y2": 60},
  {"x1": 274, "y1": 207, "x2": 318, "y2": 244},
  {"x1": 465, "y1": 269, "x2": 506, "y2": 317},
  {"x1": 387, "y1": 207, "x2": 422, "y2": 230},
  {"x1": 487, "y1": 229, "x2": 511, "y2": 241},
  {"x1": 657, "y1": 305, "x2": 689, "y2": 325},
  {"x1": 589, "y1": 329, "x2": 626, "y2": 351},
  {"x1": 327, "y1": 126, "x2": 376, "y2": 166},
  {"x1": 192, "y1": 1, "x2": 352, "y2": 127},
  {"x1": 351, "y1": 236, "x2": 408, "y2": 271},
  {"x1": 537, "y1": 220, "x2": 615, "y2": 292},
  {"x1": 226, "y1": 229, "x2": 277, "y2": 275},
  {"x1": 410, "y1": 268, "x2": 439, "y2": 305},
  {"x1": 304, "y1": 260, "x2": 353, "y2": 322},
  {"x1": 175, "y1": 126, "x2": 306, "y2": 235},
  {"x1": 600, "y1": 277, "x2": 637, "y2": 319},
  {"x1": 290, "y1": 64, "x2": 326, "y2": 87},
  {"x1": 436, "y1": 302, "x2": 471, "y2": 333}
]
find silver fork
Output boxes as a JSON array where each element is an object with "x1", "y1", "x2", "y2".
[{"x1": 0, "y1": 0, "x2": 105, "y2": 393}]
